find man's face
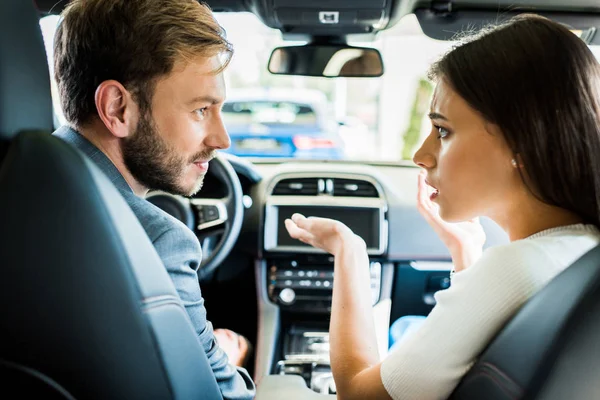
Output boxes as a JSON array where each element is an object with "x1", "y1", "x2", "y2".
[{"x1": 123, "y1": 55, "x2": 230, "y2": 196}]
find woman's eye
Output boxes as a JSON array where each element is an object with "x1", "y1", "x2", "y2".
[
  {"x1": 435, "y1": 125, "x2": 450, "y2": 139},
  {"x1": 195, "y1": 107, "x2": 208, "y2": 119}
]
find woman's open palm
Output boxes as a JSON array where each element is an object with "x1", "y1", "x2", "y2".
[{"x1": 284, "y1": 213, "x2": 361, "y2": 256}]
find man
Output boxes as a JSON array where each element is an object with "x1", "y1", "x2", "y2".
[{"x1": 52, "y1": 1, "x2": 255, "y2": 398}]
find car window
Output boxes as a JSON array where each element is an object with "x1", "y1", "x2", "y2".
[{"x1": 39, "y1": 13, "x2": 600, "y2": 162}]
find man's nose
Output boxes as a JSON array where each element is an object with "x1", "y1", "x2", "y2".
[
  {"x1": 413, "y1": 134, "x2": 436, "y2": 169},
  {"x1": 205, "y1": 113, "x2": 231, "y2": 150}
]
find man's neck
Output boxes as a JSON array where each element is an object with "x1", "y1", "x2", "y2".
[{"x1": 77, "y1": 122, "x2": 149, "y2": 197}]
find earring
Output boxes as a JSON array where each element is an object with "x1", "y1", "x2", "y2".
[{"x1": 511, "y1": 159, "x2": 518, "y2": 168}]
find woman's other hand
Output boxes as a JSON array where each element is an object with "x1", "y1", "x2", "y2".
[
  {"x1": 417, "y1": 171, "x2": 486, "y2": 271},
  {"x1": 284, "y1": 213, "x2": 365, "y2": 256}
]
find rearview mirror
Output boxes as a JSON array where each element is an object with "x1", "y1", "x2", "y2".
[{"x1": 268, "y1": 45, "x2": 384, "y2": 78}]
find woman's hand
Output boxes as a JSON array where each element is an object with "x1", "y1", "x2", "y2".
[
  {"x1": 284, "y1": 213, "x2": 364, "y2": 256},
  {"x1": 286, "y1": 213, "x2": 383, "y2": 400},
  {"x1": 417, "y1": 171, "x2": 486, "y2": 271}
]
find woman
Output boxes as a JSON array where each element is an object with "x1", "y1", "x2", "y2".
[{"x1": 285, "y1": 15, "x2": 600, "y2": 400}]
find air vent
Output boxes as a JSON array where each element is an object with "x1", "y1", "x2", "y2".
[
  {"x1": 272, "y1": 178, "x2": 319, "y2": 196},
  {"x1": 333, "y1": 178, "x2": 378, "y2": 198}
]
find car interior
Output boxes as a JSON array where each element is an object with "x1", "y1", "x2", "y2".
[{"x1": 2, "y1": 0, "x2": 600, "y2": 399}]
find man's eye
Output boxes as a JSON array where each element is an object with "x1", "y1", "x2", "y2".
[
  {"x1": 435, "y1": 125, "x2": 450, "y2": 139},
  {"x1": 195, "y1": 107, "x2": 208, "y2": 119}
]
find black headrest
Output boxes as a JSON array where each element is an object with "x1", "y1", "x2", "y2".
[{"x1": 0, "y1": 0, "x2": 54, "y2": 140}]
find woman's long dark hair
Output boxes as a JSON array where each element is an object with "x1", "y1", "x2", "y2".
[{"x1": 429, "y1": 14, "x2": 600, "y2": 227}]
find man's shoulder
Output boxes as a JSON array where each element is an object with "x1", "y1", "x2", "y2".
[
  {"x1": 124, "y1": 191, "x2": 198, "y2": 247},
  {"x1": 53, "y1": 126, "x2": 201, "y2": 261}
]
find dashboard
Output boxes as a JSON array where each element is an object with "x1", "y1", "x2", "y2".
[{"x1": 213, "y1": 157, "x2": 509, "y2": 261}]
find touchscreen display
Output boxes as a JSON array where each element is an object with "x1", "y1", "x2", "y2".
[{"x1": 276, "y1": 206, "x2": 379, "y2": 248}]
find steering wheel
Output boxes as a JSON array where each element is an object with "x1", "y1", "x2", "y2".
[{"x1": 146, "y1": 153, "x2": 244, "y2": 277}]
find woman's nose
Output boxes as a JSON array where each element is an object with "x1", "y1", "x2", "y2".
[{"x1": 413, "y1": 135, "x2": 436, "y2": 169}]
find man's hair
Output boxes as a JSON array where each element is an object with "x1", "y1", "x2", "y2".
[
  {"x1": 429, "y1": 14, "x2": 600, "y2": 227},
  {"x1": 54, "y1": 0, "x2": 233, "y2": 127}
]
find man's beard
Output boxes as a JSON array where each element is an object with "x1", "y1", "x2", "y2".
[{"x1": 122, "y1": 110, "x2": 215, "y2": 196}]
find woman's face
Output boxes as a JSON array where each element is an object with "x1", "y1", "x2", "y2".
[{"x1": 413, "y1": 79, "x2": 518, "y2": 223}]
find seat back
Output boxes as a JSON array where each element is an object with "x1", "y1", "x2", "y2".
[
  {"x1": 0, "y1": 2, "x2": 222, "y2": 399},
  {"x1": 450, "y1": 244, "x2": 600, "y2": 400}
]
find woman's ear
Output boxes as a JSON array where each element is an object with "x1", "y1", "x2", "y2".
[
  {"x1": 511, "y1": 153, "x2": 525, "y2": 169},
  {"x1": 94, "y1": 80, "x2": 139, "y2": 139}
]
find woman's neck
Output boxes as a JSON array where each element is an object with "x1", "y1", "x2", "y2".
[{"x1": 492, "y1": 196, "x2": 585, "y2": 241}]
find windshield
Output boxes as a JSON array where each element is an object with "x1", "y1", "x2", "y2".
[
  {"x1": 40, "y1": 13, "x2": 600, "y2": 162},
  {"x1": 222, "y1": 101, "x2": 319, "y2": 127}
]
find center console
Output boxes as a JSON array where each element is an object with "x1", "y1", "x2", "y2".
[
  {"x1": 276, "y1": 328, "x2": 335, "y2": 394},
  {"x1": 267, "y1": 257, "x2": 383, "y2": 312},
  {"x1": 255, "y1": 173, "x2": 393, "y2": 394}
]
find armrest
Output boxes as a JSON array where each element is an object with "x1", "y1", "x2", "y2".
[{"x1": 255, "y1": 375, "x2": 337, "y2": 400}]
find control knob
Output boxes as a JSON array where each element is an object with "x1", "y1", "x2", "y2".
[{"x1": 279, "y1": 288, "x2": 296, "y2": 305}]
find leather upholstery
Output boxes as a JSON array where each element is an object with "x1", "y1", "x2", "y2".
[
  {"x1": 450, "y1": 244, "x2": 600, "y2": 400},
  {"x1": 0, "y1": 0, "x2": 53, "y2": 140},
  {"x1": 0, "y1": 1, "x2": 223, "y2": 398}
]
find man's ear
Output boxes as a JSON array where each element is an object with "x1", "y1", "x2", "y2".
[{"x1": 94, "y1": 80, "x2": 138, "y2": 139}]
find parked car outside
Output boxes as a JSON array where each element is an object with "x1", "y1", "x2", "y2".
[{"x1": 221, "y1": 88, "x2": 345, "y2": 159}]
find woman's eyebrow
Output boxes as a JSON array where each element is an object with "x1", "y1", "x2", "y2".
[{"x1": 428, "y1": 112, "x2": 448, "y2": 121}]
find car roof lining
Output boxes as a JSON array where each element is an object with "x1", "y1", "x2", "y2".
[
  {"x1": 34, "y1": 0, "x2": 600, "y2": 44},
  {"x1": 415, "y1": 8, "x2": 600, "y2": 44}
]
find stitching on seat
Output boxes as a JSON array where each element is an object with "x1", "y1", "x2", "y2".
[
  {"x1": 140, "y1": 295, "x2": 180, "y2": 305},
  {"x1": 461, "y1": 362, "x2": 523, "y2": 400},
  {"x1": 475, "y1": 371, "x2": 518, "y2": 400},
  {"x1": 140, "y1": 295, "x2": 183, "y2": 313},
  {"x1": 142, "y1": 301, "x2": 182, "y2": 312},
  {"x1": 0, "y1": 359, "x2": 77, "y2": 400},
  {"x1": 480, "y1": 362, "x2": 524, "y2": 394}
]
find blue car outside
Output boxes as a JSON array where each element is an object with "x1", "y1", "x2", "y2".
[{"x1": 220, "y1": 89, "x2": 345, "y2": 159}]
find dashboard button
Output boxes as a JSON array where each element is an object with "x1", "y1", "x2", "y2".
[
  {"x1": 279, "y1": 288, "x2": 296, "y2": 305},
  {"x1": 203, "y1": 205, "x2": 219, "y2": 222}
]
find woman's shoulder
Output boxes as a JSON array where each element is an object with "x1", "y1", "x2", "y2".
[
  {"x1": 466, "y1": 224, "x2": 600, "y2": 287},
  {"x1": 486, "y1": 224, "x2": 599, "y2": 265}
]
